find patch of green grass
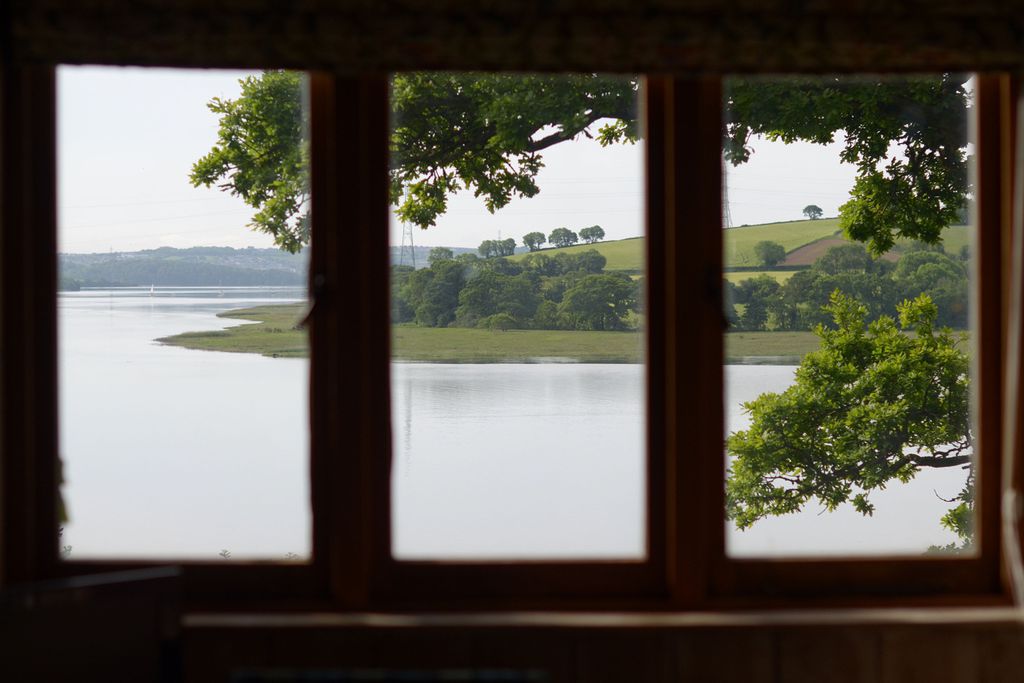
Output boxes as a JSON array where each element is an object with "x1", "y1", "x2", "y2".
[
  {"x1": 725, "y1": 331, "x2": 822, "y2": 362},
  {"x1": 725, "y1": 218, "x2": 841, "y2": 267},
  {"x1": 393, "y1": 326, "x2": 643, "y2": 362},
  {"x1": 724, "y1": 270, "x2": 800, "y2": 285},
  {"x1": 894, "y1": 225, "x2": 970, "y2": 256},
  {"x1": 158, "y1": 304, "x2": 308, "y2": 358}
]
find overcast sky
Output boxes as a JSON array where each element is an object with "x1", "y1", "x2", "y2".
[{"x1": 58, "y1": 66, "x2": 862, "y2": 253}]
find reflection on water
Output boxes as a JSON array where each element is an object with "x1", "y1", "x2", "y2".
[{"x1": 392, "y1": 363, "x2": 645, "y2": 560}]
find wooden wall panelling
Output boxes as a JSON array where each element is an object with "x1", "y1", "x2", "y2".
[
  {"x1": 674, "y1": 628, "x2": 774, "y2": 683},
  {"x1": 775, "y1": 628, "x2": 881, "y2": 683}
]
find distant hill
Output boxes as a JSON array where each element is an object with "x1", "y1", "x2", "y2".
[
  {"x1": 59, "y1": 246, "x2": 309, "y2": 289},
  {"x1": 505, "y1": 218, "x2": 971, "y2": 272}
]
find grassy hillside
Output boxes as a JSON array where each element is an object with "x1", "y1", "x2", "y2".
[
  {"x1": 510, "y1": 236, "x2": 644, "y2": 272},
  {"x1": 725, "y1": 218, "x2": 841, "y2": 267},
  {"x1": 506, "y1": 220, "x2": 970, "y2": 276},
  {"x1": 899, "y1": 225, "x2": 970, "y2": 255},
  {"x1": 509, "y1": 219, "x2": 843, "y2": 271}
]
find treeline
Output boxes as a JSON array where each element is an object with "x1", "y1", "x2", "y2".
[
  {"x1": 520, "y1": 225, "x2": 605, "y2": 252},
  {"x1": 726, "y1": 243, "x2": 969, "y2": 331},
  {"x1": 393, "y1": 249, "x2": 639, "y2": 331}
]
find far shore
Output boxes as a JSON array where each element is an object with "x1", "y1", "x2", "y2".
[{"x1": 156, "y1": 303, "x2": 822, "y2": 364}]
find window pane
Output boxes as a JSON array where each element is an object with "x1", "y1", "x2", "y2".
[
  {"x1": 389, "y1": 73, "x2": 645, "y2": 559},
  {"x1": 722, "y1": 74, "x2": 976, "y2": 557},
  {"x1": 57, "y1": 67, "x2": 311, "y2": 561}
]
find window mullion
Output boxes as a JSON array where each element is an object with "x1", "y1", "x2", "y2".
[
  {"x1": 311, "y1": 72, "x2": 392, "y2": 608},
  {"x1": 654, "y1": 76, "x2": 725, "y2": 606}
]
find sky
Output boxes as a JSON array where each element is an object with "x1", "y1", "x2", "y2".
[{"x1": 58, "y1": 66, "x2": 865, "y2": 253}]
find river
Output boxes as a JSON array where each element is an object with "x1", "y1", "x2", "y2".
[{"x1": 59, "y1": 288, "x2": 968, "y2": 561}]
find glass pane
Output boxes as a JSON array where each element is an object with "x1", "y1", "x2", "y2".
[
  {"x1": 58, "y1": 67, "x2": 311, "y2": 561},
  {"x1": 389, "y1": 73, "x2": 645, "y2": 559},
  {"x1": 723, "y1": 74, "x2": 976, "y2": 557}
]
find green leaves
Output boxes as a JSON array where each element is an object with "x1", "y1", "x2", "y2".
[
  {"x1": 390, "y1": 73, "x2": 638, "y2": 228},
  {"x1": 190, "y1": 71, "x2": 309, "y2": 253},
  {"x1": 726, "y1": 291, "x2": 972, "y2": 542},
  {"x1": 726, "y1": 75, "x2": 969, "y2": 254},
  {"x1": 193, "y1": 72, "x2": 970, "y2": 264}
]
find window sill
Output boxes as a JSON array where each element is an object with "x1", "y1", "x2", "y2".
[{"x1": 184, "y1": 605, "x2": 1023, "y2": 631}]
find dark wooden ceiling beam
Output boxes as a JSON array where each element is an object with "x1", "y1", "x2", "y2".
[{"x1": 5, "y1": 1, "x2": 1024, "y2": 72}]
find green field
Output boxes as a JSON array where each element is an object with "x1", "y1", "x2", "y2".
[
  {"x1": 895, "y1": 224, "x2": 970, "y2": 255},
  {"x1": 510, "y1": 236, "x2": 644, "y2": 272},
  {"x1": 723, "y1": 270, "x2": 800, "y2": 285},
  {"x1": 724, "y1": 218, "x2": 841, "y2": 266},
  {"x1": 159, "y1": 303, "x2": 822, "y2": 363},
  {"x1": 393, "y1": 326, "x2": 643, "y2": 362},
  {"x1": 724, "y1": 331, "x2": 821, "y2": 362}
]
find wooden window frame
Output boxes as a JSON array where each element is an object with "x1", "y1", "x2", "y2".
[{"x1": 0, "y1": 63, "x2": 1015, "y2": 610}]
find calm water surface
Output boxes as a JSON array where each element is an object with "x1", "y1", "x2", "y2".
[
  {"x1": 59, "y1": 290, "x2": 968, "y2": 560},
  {"x1": 60, "y1": 288, "x2": 310, "y2": 560}
]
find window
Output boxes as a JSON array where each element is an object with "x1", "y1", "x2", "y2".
[
  {"x1": 388, "y1": 73, "x2": 646, "y2": 562},
  {"x1": 0, "y1": 60, "x2": 1016, "y2": 607},
  {"x1": 56, "y1": 66, "x2": 312, "y2": 563},
  {"x1": 722, "y1": 75, "x2": 979, "y2": 559}
]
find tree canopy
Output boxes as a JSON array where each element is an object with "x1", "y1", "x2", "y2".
[
  {"x1": 726, "y1": 291, "x2": 973, "y2": 546},
  {"x1": 803, "y1": 204, "x2": 824, "y2": 220},
  {"x1": 579, "y1": 225, "x2": 606, "y2": 244},
  {"x1": 549, "y1": 227, "x2": 580, "y2": 248},
  {"x1": 725, "y1": 75, "x2": 969, "y2": 254},
  {"x1": 522, "y1": 231, "x2": 546, "y2": 251},
  {"x1": 192, "y1": 72, "x2": 970, "y2": 255},
  {"x1": 753, "y1": 240, "x2": 786, "y2": 267}
]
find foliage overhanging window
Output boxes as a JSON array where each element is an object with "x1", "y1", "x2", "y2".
[{"x1": 721, "y1": 74, "x2": 979, "y2": 558}]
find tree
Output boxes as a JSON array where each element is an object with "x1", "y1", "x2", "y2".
[
  {"x1": 411, "y1": 259, "x2": 466, "y2": 327},
  {"x1": 727, "y1": 292, "x2": 972, "y2": 546},
  {"x1": 428, "y1": 247, "x2": 454, "y2": 264},
  {"x1": 736, "y1": 275, "x2": 781, "y2": 331},
  {"x1": 500, "y1": 237, "x2": 517, "y2": 257},
  {"x1": 575, "y1": 249, "x2": 607, "y2": 274},
  {"x1": 549, "y1": 227, "x2": 579, "y2": 248},
  {"x1": 522, "y1": 231, "x2": 546, "y2": 251},
  {"x1": 190, "y1": 71, "x2": 310, "y2": 253},
  {"x1": 813, "y1": 243, "x2": 873, "y2": 275},
  {"x1": 195, "y1": 72, "x2": 969, "y2": 255},
  {"x1": 558, "y1": 274, "x2": 638, "y2": 330},
  {"x1": 579, "y1": 225, "x2": 605, "y2": 244},
  {"x1": 753, "y1": 240, "x2": 786, "y2": 267},
  {"x1": 802, "y1": 204, "x2": 824, "y2": 220}
]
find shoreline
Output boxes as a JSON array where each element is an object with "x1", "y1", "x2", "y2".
[{"x1": 156, "y1": 303, "x2": 818, "y2": 365}]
